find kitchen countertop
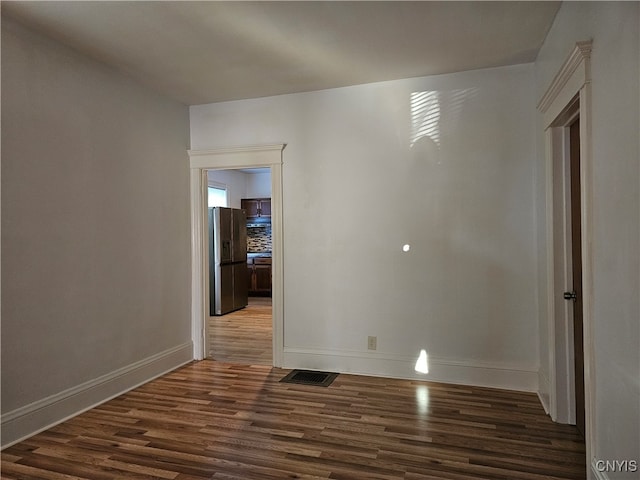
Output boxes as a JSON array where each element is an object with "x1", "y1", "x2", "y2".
[{"x1": 247, "y1": 252, "x2": 272, "y2": 259}]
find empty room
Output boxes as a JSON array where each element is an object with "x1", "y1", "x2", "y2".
[{"x1": 2, "y1": 2, "x2": 638, "y2": 479}]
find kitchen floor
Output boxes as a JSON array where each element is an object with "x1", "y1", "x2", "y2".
[{"x1": 208, "y1": 296, "x2": 272, "y2": 365}]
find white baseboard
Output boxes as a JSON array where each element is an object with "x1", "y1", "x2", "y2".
[
  {"x1": 537, "y1": 370, "x2": 551, "y2": 414},
  {"x1": 283, "y1": 347, "x2": 538, "y2": 392},
  {"x1": 1, "y1": 342, "x2": 193, "y2": 449}
]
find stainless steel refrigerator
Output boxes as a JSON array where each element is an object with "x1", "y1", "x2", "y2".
[{"x1": 209, "y1": 207, "x2": 248, "y2": 315}]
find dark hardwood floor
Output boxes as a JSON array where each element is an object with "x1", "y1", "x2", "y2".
[{"x1": 2, "y1": 359, "x2": 586, "y2": 479}]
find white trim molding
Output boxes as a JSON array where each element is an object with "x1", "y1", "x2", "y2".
[
  {"x1": 189, "y1": 144, "x2": 285, "y2": 170},
  {"x1": 188, "y1": 144, "x2": 286, "y2": 365},
  {"x1": 283, "y1": 348, "x2": 538, "y2": 392},
  {"x1": 537, "y1": 40, "x2": 595, "y2": 473},
  {"x1": 537, "y1": 370, "x2": 551, "y2": 414},
  {"x1": 538, "y1": 41, "x2": 593, "y2": 124},
  {"x1": 1, "y1": 342, "x2": 193, "y2": 449}
]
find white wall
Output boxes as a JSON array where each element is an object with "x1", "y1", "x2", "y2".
[
  {"x1": 191, "y1": 64, "x2": 540, "y2": 390},
  {"x1": 534, "y1": 3, "x2": 639, "y2": 477},
  {"x1": 1, "y1": 17, "x2": 192, "y2": 446},
  {"x1": 246, "y1": 171, "x2": 271, "y2": 198}
]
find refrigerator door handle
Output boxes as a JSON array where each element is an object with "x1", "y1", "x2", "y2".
[{"x1": 221, "y1": 240, "x2": 231, "y2": 262}]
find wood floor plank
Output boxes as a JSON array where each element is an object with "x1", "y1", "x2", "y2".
[{"x1": 0, "y1": 461, "x2": 90, "y2": 480}]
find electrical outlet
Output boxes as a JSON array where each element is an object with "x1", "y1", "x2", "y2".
[{"x1": 367, "y1": 336, "x2": 377, "y2": 350}]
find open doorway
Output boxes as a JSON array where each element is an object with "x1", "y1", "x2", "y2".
[
  {"x1": 206, "y1": 167, "x2": 273, "y2": 365},
  {"x1": 188, "y1": 144, "x2": 285, "y2": 367}
]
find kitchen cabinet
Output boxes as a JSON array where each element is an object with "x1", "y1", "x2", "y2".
[
  {"x1": 241, "y1": 198, "x2": 271, "y2": 220},
  {"x1": 247, "y1": 257, "x2": 272, "y2": 296}
]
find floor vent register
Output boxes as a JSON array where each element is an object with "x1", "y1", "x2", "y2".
[{"x1": 279, "y1": 369, "x2": 338, "y2": 387}]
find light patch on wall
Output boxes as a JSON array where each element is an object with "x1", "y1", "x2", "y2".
[
  {"x1": 402, "y1": 244, "x2": 411, "y2": 252},
  {"x1": 409, "y1": 88, "x2": 478, "y2": 150},
  {"x1": 415, "y1": 349, "x2": 429, "y2": 374},
  {"x1": 410, "y1": 91, "x2": 441, "y2": 148}
]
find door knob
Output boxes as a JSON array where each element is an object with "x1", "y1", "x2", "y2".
[{"x1": 564, "y1": 291, "x2": 578, "y2": 301}]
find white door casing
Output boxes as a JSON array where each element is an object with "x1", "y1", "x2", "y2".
[
  {"x1": 188, "y1": 144, "x2": 286, "y2": 366},
  {"x1": 537, "y1": 41, "x2": 595, "y2": 474}
]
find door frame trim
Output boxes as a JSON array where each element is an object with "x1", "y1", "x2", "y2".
[
  {"x1": 188, "y1": 144, "x2": 286, "y2": 366},
  {"x1": 538, "y1": 41, "x2": 594, "y2": 470}
]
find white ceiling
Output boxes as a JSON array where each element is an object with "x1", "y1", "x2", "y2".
[{"x1": 3, "y1": 1, "x2": 561, "y2": 106}]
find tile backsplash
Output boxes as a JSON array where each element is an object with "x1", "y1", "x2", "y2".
[{"x1": 247, "y1": 224, "x2": 272, "y2": 253}]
